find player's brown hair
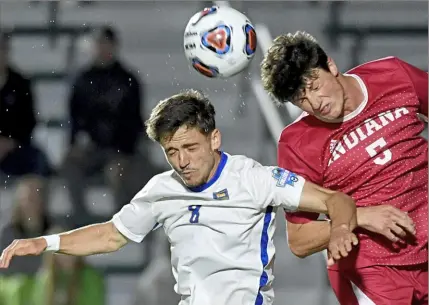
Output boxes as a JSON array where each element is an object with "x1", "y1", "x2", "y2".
[
  {"x1": 145, "y1": 89, "x2": 216, "y2": 142},
  {"x1": 260, "y1": 31, "x2": 329, "y2": 104}
]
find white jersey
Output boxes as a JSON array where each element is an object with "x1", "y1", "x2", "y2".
[{"x1": 112, "y1": 152, "x2": 305, "y2": 305}]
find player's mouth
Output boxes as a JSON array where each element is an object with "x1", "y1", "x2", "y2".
[
  {"x1": 320, "y1": 103, "x2": 331, "y2": 116},
  {"x1": 181, "y1": 171, "x2": 195, "y2": 178}
]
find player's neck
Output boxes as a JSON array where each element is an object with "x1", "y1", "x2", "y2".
[
  {"x1": 206, "y1": 151, "x2": 222, "y2": 182},
  {"x1": 341, "y1": 74, "x2": 365, "y2": 116}
]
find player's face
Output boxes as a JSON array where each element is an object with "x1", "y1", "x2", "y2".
[
  {"x1": 293, "y1": 60, "x2": 346, "y2": 121},
  {"x1": 161, "y1": 126, "x2": 222, "y2": 187}
]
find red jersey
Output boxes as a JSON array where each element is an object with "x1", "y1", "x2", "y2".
[{"x1": 279, "y1": 57, "x2": 428, "y2": 270}]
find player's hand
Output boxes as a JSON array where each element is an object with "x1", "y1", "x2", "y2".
[
  {"x1": 327, "y1": 224, "x2": 358, "y2": 266},
  {"x1": 357, "y1": 205, "x2": 416, "y2": 242},
  {"x1": 0, "y1": 238, "x2": 47, "y2": 269}
]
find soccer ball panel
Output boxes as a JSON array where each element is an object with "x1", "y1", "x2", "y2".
[{"x1": 184, "y1": 6, "x2": 257, "y2": 79}]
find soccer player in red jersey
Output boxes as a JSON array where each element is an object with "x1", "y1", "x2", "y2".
[{"x1": 261, "y1": 31, "x2": 428, "y2": 305}]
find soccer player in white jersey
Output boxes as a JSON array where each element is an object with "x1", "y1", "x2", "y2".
[{"x1": 0, "y1": 89, "x2": 359, "y2": 305}]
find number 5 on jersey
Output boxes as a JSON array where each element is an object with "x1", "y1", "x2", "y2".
[
  {"x1": 188, "y1": 205, "x2": 202, "y2": 223},
  {"x1": 366, "y1": 137, "x2": 392, "y2": 165}
]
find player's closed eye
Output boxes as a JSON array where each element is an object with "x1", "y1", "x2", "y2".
[
  {"x1": 186, "y1": 145, "x2": 199, "y2": 152},
  {"x1": 168, "y1": 150, "x2": 178, "y2": 157}
]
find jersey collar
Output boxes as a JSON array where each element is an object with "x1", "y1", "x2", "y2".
[{"x1": 188, "y1": 152, "x2": 228, "y2": 192}]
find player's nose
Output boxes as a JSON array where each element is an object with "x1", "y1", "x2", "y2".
[
  {"x1": 178, "y1": 153, "x2": 190, "y2": 169},
  {"x1": 308, "y1": 97, "x2": 322, "y2": 111}
]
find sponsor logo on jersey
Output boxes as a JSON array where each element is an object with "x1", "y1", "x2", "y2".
[
  {"x1": 213, "y1": 188, "x2": 229, "y2": 200},
  {"x1": 271, "y1": 167, "x2": 299, "y2": 187}
]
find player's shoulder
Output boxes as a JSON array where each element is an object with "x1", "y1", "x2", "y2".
[
  {"x1": 225, "y1": 153, "x2": 262, "y2": 172},
  {"x1": 134, "y1": 170, "x2": 182, "y2": 201},
  {"x1": 278, "y1": 112, "x2": 325, "y2": 147},
  {"x1": 146, "y1": 169, "x2": 177, "y2": 186},
  {"x1": 226, "y1": 153, "x2": 272, "y2": 186},
  {"x1": 347, "y1": 56, "x2": 405, "y2": 75}
]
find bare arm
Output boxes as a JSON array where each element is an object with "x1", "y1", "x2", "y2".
[
  {"x1": 296, "y1": 181, "x2": 357, "y2": 231},
  {"x1": 0, "y1": 221, "x2": 128, "y2": 268},
  {"x1": 291, "y1": 181, "x2": 358, "y2": 264},
  {"x1": 287, "y1": 220, "x2": 330, "y2": 258},
  {"x1": 57, "y1": 221, "x2": 128, "y2": 256},
  {"x1": 287, "y1": 206, "x2": 416, "y2": 259}
]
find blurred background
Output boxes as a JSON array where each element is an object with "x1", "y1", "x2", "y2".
[{"x1": 0, "y1": 1, "x2": 427, "y2": 305}]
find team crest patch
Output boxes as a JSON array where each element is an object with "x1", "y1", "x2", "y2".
[
  {"x1": 271, "y1": 168, "x2": 299, "y2": 187},
  {"x1": 213, "y1": 189, "x2": 229, "y2": 200}
]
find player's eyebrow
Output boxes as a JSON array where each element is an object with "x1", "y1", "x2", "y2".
[
  {"x1": 165, "y1": 143, "x2": 198, "y2": 152},
  {"x1": 182, "y1": 143, "x2": 199, "y2": 149}
]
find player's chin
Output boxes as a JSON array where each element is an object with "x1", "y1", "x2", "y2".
[
  {"x1": 321, "y1": 109, "x2": 342, "y2": 121},
  {"x1": 182, "y1": 176, "x2": 203, "y2": 188}
]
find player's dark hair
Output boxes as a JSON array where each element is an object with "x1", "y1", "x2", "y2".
[
  {"x1": 94, "y1": 25, "x2": 118, "y2": 45},
  {"x1": 145, "y1": 89, "x2": 216, "y2": 142},
  {"x1": 260, "y1": 31, "x2": 329, "y2": 104}
]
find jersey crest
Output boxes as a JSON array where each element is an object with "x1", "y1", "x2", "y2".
[
  {"x1": 271, "y1": 167, "x2": 299, "y2": 187},
  {"x1": 213, "y1": 188, "x2": 230, "y2": 200}
]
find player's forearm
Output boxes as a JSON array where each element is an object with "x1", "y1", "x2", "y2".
[
  {"x1": 325, "y1": 192, "x2": 357, "y2": 231},
  {"x1": 288, "y1": 220, "x2": 331, "y2": 258},
  {"x1": 57, "y1": 222, "x2": 127, "y2": 256}
]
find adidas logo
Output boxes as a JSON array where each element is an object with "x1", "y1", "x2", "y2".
[{"x1": 329, "y1": 140, "x2": 338, "y2": 154}]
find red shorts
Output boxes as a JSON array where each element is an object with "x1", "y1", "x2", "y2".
[{"x1": 328, "y1": 264, "x2": 428, "y2": 305}]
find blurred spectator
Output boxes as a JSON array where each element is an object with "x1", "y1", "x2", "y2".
[
  {"x1": 32, "y1": 226, "x2": 105, "y2": 305},
  {"x1": 0, "y1": 226, "x2": 105, "y2": 305},
  {"x1": 0, "y1": 178, "x2": 50, "y2": 305},
  {"x1": 61, "y1": 26, "x2": 145, "y2": 227},
  {"x1": 0, "y1": 30, "x2": 51, "y2": 223},
  {"x1": 0, "y1": 177, "x2": 50, "y2": 276}
]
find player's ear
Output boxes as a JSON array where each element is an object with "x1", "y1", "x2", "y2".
[
  {"x1": 327, "y1": 57, "x2": 339, "y2": 77},
  {"x1": 210, "y1": 129, "x2": 221, "y2": 150}
]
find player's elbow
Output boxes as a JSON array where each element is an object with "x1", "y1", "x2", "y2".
[
  {"x1": 105, "y1": 222, "x2": 128, "y2": 252},
  {"x1": 287, "y1": 231, "x2": 312, "y2": 259},
  {"x1": 289, "y1": 242, "x2": 310, "y2": 259}
]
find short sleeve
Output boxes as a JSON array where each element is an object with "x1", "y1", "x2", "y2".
[
  {"x1": 112, "y1": 181, "x2": 158, "y2": 243},
  {"x1": 278, "y1": 133, "x2": 323, "y2": 223},
  {"x1": 397, "y1": 58, "x2": 428, "y2": 117},
  {"x1": 246, "y1": 164, "x2": 305, "y2": 211}
]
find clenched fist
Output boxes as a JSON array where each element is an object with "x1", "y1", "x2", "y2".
[{"x1": 0, "y1": 238, "x2": 47, "y2": 269}]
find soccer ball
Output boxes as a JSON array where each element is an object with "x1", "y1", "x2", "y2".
[{"x1": 183, "y1": 6, "x2": 257, "y2": 79}]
